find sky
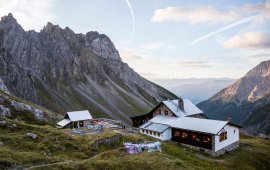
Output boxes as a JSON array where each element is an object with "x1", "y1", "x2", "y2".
[{"x1": 0, "y1": 0, "x2": 269, "y2": 80}]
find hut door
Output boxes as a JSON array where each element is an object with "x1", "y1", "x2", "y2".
[{"x1": 79, "y1": 121, "x2": 84, "y2": 128}]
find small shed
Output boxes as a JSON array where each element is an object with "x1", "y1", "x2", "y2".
[{"x1": 57, "y1": 110, "x2": 93, "y2": 128}]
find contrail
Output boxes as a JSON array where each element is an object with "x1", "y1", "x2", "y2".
[
  {"x1": 125, "y1": 0, "x2": 135, "y2": 38},
  {"x1": 190, "y1": 15, "x2": 259, "y2": 46}
]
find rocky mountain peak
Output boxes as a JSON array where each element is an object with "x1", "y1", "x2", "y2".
[
  {"x1": 0, "y1": 13, "x2": 24, "y2": 41},
  {"x1": 41, "y1": 22, "x2": 63, "y2": 34},
  {"x1": 209, "y1": 60, "x2": 270, "y2": 103},
  {"x1": 0, "y1": 13, "x2": 22, "y2": 30},
  {"x1": 246, "y1": 60, "x2": 270, "y2": 78},
  {"x1": 197, "y1": 60, "x2": 270, "y2": 124},
  {"x1": 85, "y1": 31, "x2": 122, "y2": 61},
  {"x1": 1, "y1": 13, "x2": 16, "y2": 23},
  {"x1": 0, "y1": 14, "x2": 176, "y2": 124}
]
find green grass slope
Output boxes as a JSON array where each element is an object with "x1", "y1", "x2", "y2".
[{"x1": 0, "y1": 117, "x2": 270, "y2": 170}]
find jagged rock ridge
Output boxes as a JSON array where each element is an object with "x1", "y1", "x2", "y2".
[{"x1": 0, "y1": 13, "x2": 176, "y2": 124}]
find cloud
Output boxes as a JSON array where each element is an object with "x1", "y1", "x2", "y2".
[
  {"x1": 125, "y1": 0, "x2": 135, "y2": 38},
  {"x1": 177, "y1": 61, "x2": 213, "y2": 68},
  {"x1": 224, "y1": 32, "x2": 270, "y2": 49},
  {"x1": 153, "y1": 1, "x2": 270, "y2": 45},
  {"x1": 190, "y1": 0, "x2": 270, "y2": 45},
  {"x1": 120, "y1": 50, "x2": 142, "y2": 61},
  {"x1": 248, "y1": 53, "x2": 270, "y2": 58},
  {"x1": 241, "y1": 0, "x2": 270, "y2": 24},
  {"x1": 0, "y1": 0, "x2": 56, "y2": 31},
  {"x1": 139, "y1": 72, "x2": 157, "y2": 78},
  {"x1": 190, "y1": 15, "x2": 259, "y2": 45},
  {"x1": 141, "y1": 42, "x2": 175, "y2": 51},
  {"x1": 151, "y1": 6, "x2": 241, "y2": 24},
  {"x1": 152, "y1": 1, "x2": 270, "y2": 25}
]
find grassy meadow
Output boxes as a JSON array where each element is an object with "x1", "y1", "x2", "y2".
[{"x1": 0, "y1": 117, "x2": 269, "y2": 170}]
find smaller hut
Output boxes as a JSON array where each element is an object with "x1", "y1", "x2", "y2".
[{"x1": 57, "y1": 110, "x2": 93, "y2": 128}]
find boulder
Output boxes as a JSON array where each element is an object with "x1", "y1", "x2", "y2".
[
  {"x1": 0, "y1": 105, "x2": 11, "y2": 116},
  {"x1": 25, "y1": 133, "x2": 37, "y2": 139},
  {"x1": 11, "y1": 101, "x2": 44, "y2": 120},
  {"x1": 11, "y1": 101, "x2": 31, "y2": 112},
  {"x1": 0, "y1": 120, "x2": 7, "y2": 125},
  {"x1": 0, "y1": 98, "x2": 5, "y2": 104}
]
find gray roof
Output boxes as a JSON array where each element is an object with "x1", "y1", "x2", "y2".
[
  {"x1": 140, "y1": 122, "x2": 169, "y2": 133},
  {"x1": 67, "y1": 110, "x2": 92, "y2": 121},
  {"x1": 57, "y1": 119, "x2": 71, "y2": 127},
  {"x1": 162, "y1": 99, "x2": 203, "y2": 117},
  {"x1": 150, "y1": 115, "x2": 233, "y2": 134}
]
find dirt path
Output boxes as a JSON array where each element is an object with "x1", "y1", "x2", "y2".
[{"x1": 25, "y1": 148, "x2": 121, "y2": 170}]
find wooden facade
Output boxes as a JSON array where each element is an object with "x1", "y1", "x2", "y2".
[
  {"x1": 64, "y1": 120, "x2": 92, "y2": 128},
  {"x1": 171, "y1": 128, "x2": 212, "y2": 150},
  {"x1": 130, "y1": 113, "x2": 153, "y2": 127},
  {"x1": 130, "y1": 102, "x2": 177, "y2": 127}
]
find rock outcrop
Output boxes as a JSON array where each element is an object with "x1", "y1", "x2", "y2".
[
  {"x1": 0, "y1": 105, "x2": 10, "y2": 116},
  {"x1": 0, "y1": 14, "x2": 176, "y2": 124},
  {"x1": 0, "y1": 78, "x2": 10, "y2": 94},
  {"x1": 25, "y1": 133, "x2": 37, "y2": 139}
]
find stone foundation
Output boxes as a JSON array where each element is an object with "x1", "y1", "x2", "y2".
[
  {"x1": 178, "y1": 141, "x2": 239, "y2": 156},
  {"x1": 212, "y1": 141, "x2": 239, "y2": 156}
]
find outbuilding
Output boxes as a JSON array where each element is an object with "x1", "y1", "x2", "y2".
[{"x1": 57, "y1": 110, "x2": 93, "y2": 128}]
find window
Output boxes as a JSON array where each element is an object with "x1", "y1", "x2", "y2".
[
  {"x1": 181, "y1": 132, "x2": 188, "y2": 138},
  {"x1": 165, "y1": 110, "x2": 168, "y2": 115},
  {"x1": 159, "y1": 110, "x2": 161, "y2": 114},
  {"x1": 153, "y1": 132, "x2": 156, "y2": 136},
  {"x1": 219, "y1": 132, "x2": 227, "y2": 142},
  {"x1": 203, "y1": 136, "x2": 211, "y2": 143},
  {"x1": 234, "y1": 130, "x2": 235, "y2": 133},
  {"x1": 150, "y1": 131, "x2": 152, "y2": 135},
  {"x1": 146, "y1": 130, "x2": 148, "y2": 134},
  {"x1": 192, "y1": 134, "x2": 200, "y2": 141},
  {"x1": 142, "y1": 130, "x2": 145, "y2": 133},
  {"x1": 174, "y1": 130, "x2": 181, "y2": 137},
  {"x1": 157, "y1": 133, "x2": 160, "y2": 137}
]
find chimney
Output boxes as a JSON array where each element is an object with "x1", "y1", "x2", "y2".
[
  {"x1": 178, "y1": 97, "x2": 184, "y2": 111},
  {"x1": 227, "y1": 117, "x2": 232, "y2": 122}
]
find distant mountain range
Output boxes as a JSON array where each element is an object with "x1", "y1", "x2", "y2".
[
  {"x1": 197, "y1": 60, "x2": 270, "y2": 135},
  {"x1": 0, "y1": 13, "x2": 176, "y2": 124},
  {"x1": 152, "y1": 78, "x2": 236, "y2": 104}
]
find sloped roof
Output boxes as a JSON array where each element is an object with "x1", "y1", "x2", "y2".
[
  {"x1": 162, "y1": 99, "x2": 203, "y2": 117},
  {"x1": 149, "y1": 115, "x2": 232, "y2": 134},
  {"x1": 140, "y1": 122, "x2": 169, "y2": 133},
  {"x1": 57, "y1": 119, "x2": 71, "y2": 127},
  {"x1": 67, "y1": 110, "x2": 93, "y2": 121}
]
